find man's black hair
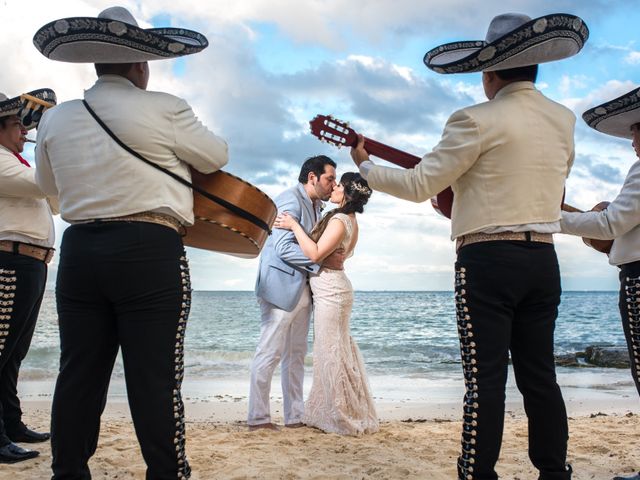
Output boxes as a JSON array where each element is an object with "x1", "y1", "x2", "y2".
[
  {"x1": 494, "y1": 64, "x2": 539, "y2": 83},
  {"x1": 298, "y1": 155, "x2": 337, "y2": 184},
  {"x1": 94, "y1": 63, "x2": 136, "y2": 77}
]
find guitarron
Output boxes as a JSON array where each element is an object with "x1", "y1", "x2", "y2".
[{"x1": 183, "y1": 170, "x2": 277, "y2": 258}]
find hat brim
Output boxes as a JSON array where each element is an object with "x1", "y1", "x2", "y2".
[
  {"x1": 582, "y1": 88, "x2": 640, "y2": 139},
  {"x1": 0, "y1": 88, "x2": 57, "y2": 130},
  {"x1": 424, "y1": 13, "x2": 589, "y2": 74},
  {"x1": 33, "y1": 17, "x2": 208, "y2": 63}
]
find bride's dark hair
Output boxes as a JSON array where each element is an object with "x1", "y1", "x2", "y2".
[{"x1": 310, "y1": 172, "x2": 372, "y2": 241}]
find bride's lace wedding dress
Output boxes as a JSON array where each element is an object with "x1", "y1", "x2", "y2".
[{"x1": 303, "y1": 213, "x2": 379, "y2": 435}]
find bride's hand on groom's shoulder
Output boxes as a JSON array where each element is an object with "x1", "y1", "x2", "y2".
[{"x1": 274, "y1": 212, "x2": 297, "y2": 230}]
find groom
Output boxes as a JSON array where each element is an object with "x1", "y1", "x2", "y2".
[{"x1": 249, "y1": 155, "x2": 340, "y2": 430}]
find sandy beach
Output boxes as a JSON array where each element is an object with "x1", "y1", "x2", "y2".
[{"x1": 5, "y1": 378, "x2": 639, "y2": 480}]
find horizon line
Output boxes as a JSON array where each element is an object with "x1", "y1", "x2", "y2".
[{"x1": 43, "y1": 289, "x2": 620, "y2": 293}]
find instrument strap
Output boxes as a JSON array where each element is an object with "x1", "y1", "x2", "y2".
[{"x1": 81, "y1": 100, "x2": 271, "y2": 234}]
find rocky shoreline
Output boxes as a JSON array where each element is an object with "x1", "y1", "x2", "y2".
[{"x1": 556, "y1": 346, "x2": 630, "y2": 368}]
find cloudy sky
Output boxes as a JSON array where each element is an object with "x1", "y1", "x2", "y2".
[{"x1": 4, "y1": 0, "x2": 640, "y2": 290}]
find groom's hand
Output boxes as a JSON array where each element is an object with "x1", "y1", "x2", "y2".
[{"x1": 322, "y1": 249, "x2": 346, "y2": 270}]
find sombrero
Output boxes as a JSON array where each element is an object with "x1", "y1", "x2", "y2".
[
  {"x1": 424, "y1": 13, "x2": 589, "y2": 74},
  {"x1": 33, "y1": 6, "x2": 208, "y2": 63},
  {"x1": 582, "y1": 87, "x2": 640, "y2": 139},
  {"x1": 0, "y1": 88, "x2": 57, "y2": 130}
]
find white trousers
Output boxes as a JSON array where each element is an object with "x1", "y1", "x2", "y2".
[{"x1": 248, "y1": 286, "x2": 312, "y2": 426}]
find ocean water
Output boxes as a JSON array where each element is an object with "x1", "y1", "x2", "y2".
[{"x1": 22, "y1": 290, "x2": 628, "y2": 386}]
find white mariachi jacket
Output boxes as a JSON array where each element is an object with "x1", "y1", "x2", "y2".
[
  {"x1": 561, "y1": 159, "x2": 640, "y2": 266},
  {"x1": 365, "y1": 82, "x2": 576, "y2": 240},
  {"x1": 0, "y1": 145, "x2": 55, "y2": 247},
  {"x1": 35, "y1": 74, "x2": 229, "y2": 226}
]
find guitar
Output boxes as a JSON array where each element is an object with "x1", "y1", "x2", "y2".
[
  {"x1": 183, "y1": 170, "x2": 277, "y2": 258},
  {"x1": 309, "y1": 114, "x2": 454, "y2": 218},
  {"x1": 310, "y1": 115, "x2": 611, "y2": 255},
  {"x1": 561, "y1": 201, "x2": 613, "y2": 254},
  {"x1": 80, "y1": 98, "x2": 277, "y2": 259}
]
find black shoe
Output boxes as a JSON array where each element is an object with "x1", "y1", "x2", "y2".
[
  {"x1": 0, "y1": 442, "x2": 39, "y2": 464},
  {"x1": 8, "y1": 427, "x2": 51, "y2": 443},
  {"x1": 613, "y1": 474, "x2": 640, "y2": 480}
]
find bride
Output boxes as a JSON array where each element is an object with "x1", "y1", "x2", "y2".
[{"x1": 274, "y1": 172, "x2": 379, "y2": 435}]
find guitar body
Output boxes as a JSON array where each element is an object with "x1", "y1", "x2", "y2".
[
  {"x1": 562, "y1": 201, "x2": 613, "y2": 254},
  {"x1": 583, "y1": 237, "x2": 613, "y2": 255},
  {"x1": 183, "y1": 170, "x2": 277, "y2": 258},
  {"x1": 431, "y1": 187, "x2": 454, "y2": 219}
]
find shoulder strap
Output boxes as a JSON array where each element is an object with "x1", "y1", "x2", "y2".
[{"x1": 81, "y1": 100, "x2": 270, "y2": 233}]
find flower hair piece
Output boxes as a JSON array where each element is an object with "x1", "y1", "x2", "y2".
[{"x1": 351, "y1": 182, "x2": 372, "y2": 196}]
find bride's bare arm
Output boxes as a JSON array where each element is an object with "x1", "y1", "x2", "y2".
[{"x1": 274, "y1": 213, "x2": 345, "y2": 263}]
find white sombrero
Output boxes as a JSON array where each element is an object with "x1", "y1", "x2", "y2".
[
  {"x1": 33, "y1": 6, "x2": 208, "y2": 63},
  {"x1": 0, "y1": 89, "x2": 57, "y2": 130},
  {"x1": 424, "y1": 13, "x2": 589, "y2": 74},
  {"x1": 582, "y1": 87, "x2": 640, "y2": 139}
]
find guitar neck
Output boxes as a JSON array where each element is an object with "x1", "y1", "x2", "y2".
[
  {"x1": 361, "y1": 137, "x2": 421, "y2": 169},
  {"x1": 561, "y1": 203, "x2": 584, "y2": 213}
]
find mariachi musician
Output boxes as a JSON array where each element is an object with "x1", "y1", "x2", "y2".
[
  {"x1": 0, "y1": 87, "x2": 57, "y2": 463},
  {"x1": 33, "y1": 6, "x2": 227, "y2": 479},
  {"x1": 350, "y1": 13, "x2": 588, "y2": 480},
  {"x1": 561, "y1": 87, "x2": 640, "y2": 480}
]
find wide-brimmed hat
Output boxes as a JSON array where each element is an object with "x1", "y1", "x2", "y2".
[
  {"x1": 0, "y1": 89, "x2": 57, "y2": 130},
  {"x1": 582, "y1": 87, "x2": 640, "y2": 139},
  {"x1": 424, "y1": 13, "x2": 589, "y2": 74},
  {"x1": 33, "y1": 6, "x2": 208, "y2": 63}
]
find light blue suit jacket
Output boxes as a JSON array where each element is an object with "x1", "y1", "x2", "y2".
[{"x1": 255, "y1": 183, "x2": 320, "y2": 311}]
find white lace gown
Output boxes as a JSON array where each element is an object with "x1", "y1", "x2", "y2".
[{"x1": 303, "y1": 213, "x2": 379, "y2": 435}]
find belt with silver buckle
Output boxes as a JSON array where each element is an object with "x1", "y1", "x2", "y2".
[
  {"x1": 0, "y1": 240, "x2": 55, "y2": 264},
  {"x1": 456, "y1": 231, "x2": 553, "y2": 252}
]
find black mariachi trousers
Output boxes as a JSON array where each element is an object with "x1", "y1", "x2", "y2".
[
  {"x1": 454, "y1": 241, "x2": 570, "y2": 480},
  {"x1": 51, "y1": 222, "x2": 192, "y2": 480},
  {"x1": 0, "y1": 252, "x2": 47, "y2": 446},
  {"x1": 618, "y1": 262, "x2": 640, "y2": 396}
]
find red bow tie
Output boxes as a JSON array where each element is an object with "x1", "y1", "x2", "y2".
[{"x1": 12, "y1": 151, "x2": 30, "y2": 168}]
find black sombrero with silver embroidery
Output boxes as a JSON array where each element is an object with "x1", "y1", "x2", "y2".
[
  {"x1": 582, "y1": 87, "x2": 640, "y2": 139},
  {"x1": 33, "y1": 6, "x2": 208, "y2": 63},
  {"x1": 424, "y1": 13, "x2": 589, "y2": 74},
  {"x1": 0, "y1": 88, "x2": 57, "y2": 130}
]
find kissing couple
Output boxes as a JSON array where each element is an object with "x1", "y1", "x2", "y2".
[{"x1": 248, "y1": 155, "x2": 379, "y2": 435}]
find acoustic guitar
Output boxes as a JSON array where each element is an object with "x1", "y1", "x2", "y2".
[
  {"x1": 183, "y1": 170, "x2": 277, "y2": 258},
  {"x1": 561, "y1": 201, "x2": 613, "y2": 254},
  {"x1": 309, "y1": 114, "x2": 454, "y2": 218},
  {"x1": 80, "y1": 99, "x2": 277, "y2": 259},
  {"x1": 310, "y1": 114, "x2": 611, "y2": 255}
]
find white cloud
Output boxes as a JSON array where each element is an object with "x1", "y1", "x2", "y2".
[
  {"x1": 558, "y1": 74, "x2": 589, "y2": 97},
  {"x1": 563, "y1": 79, "x2": 637, "y2": 117},
  {"x1": 130, "y1": 0, "x2": 617, "y2": 49},
  {"x1": 452, "y1": 80, "x2": 486, "y2": 105},
  {"x1": 624, "y1": 51, "x2": 640, "y2": 65}
]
